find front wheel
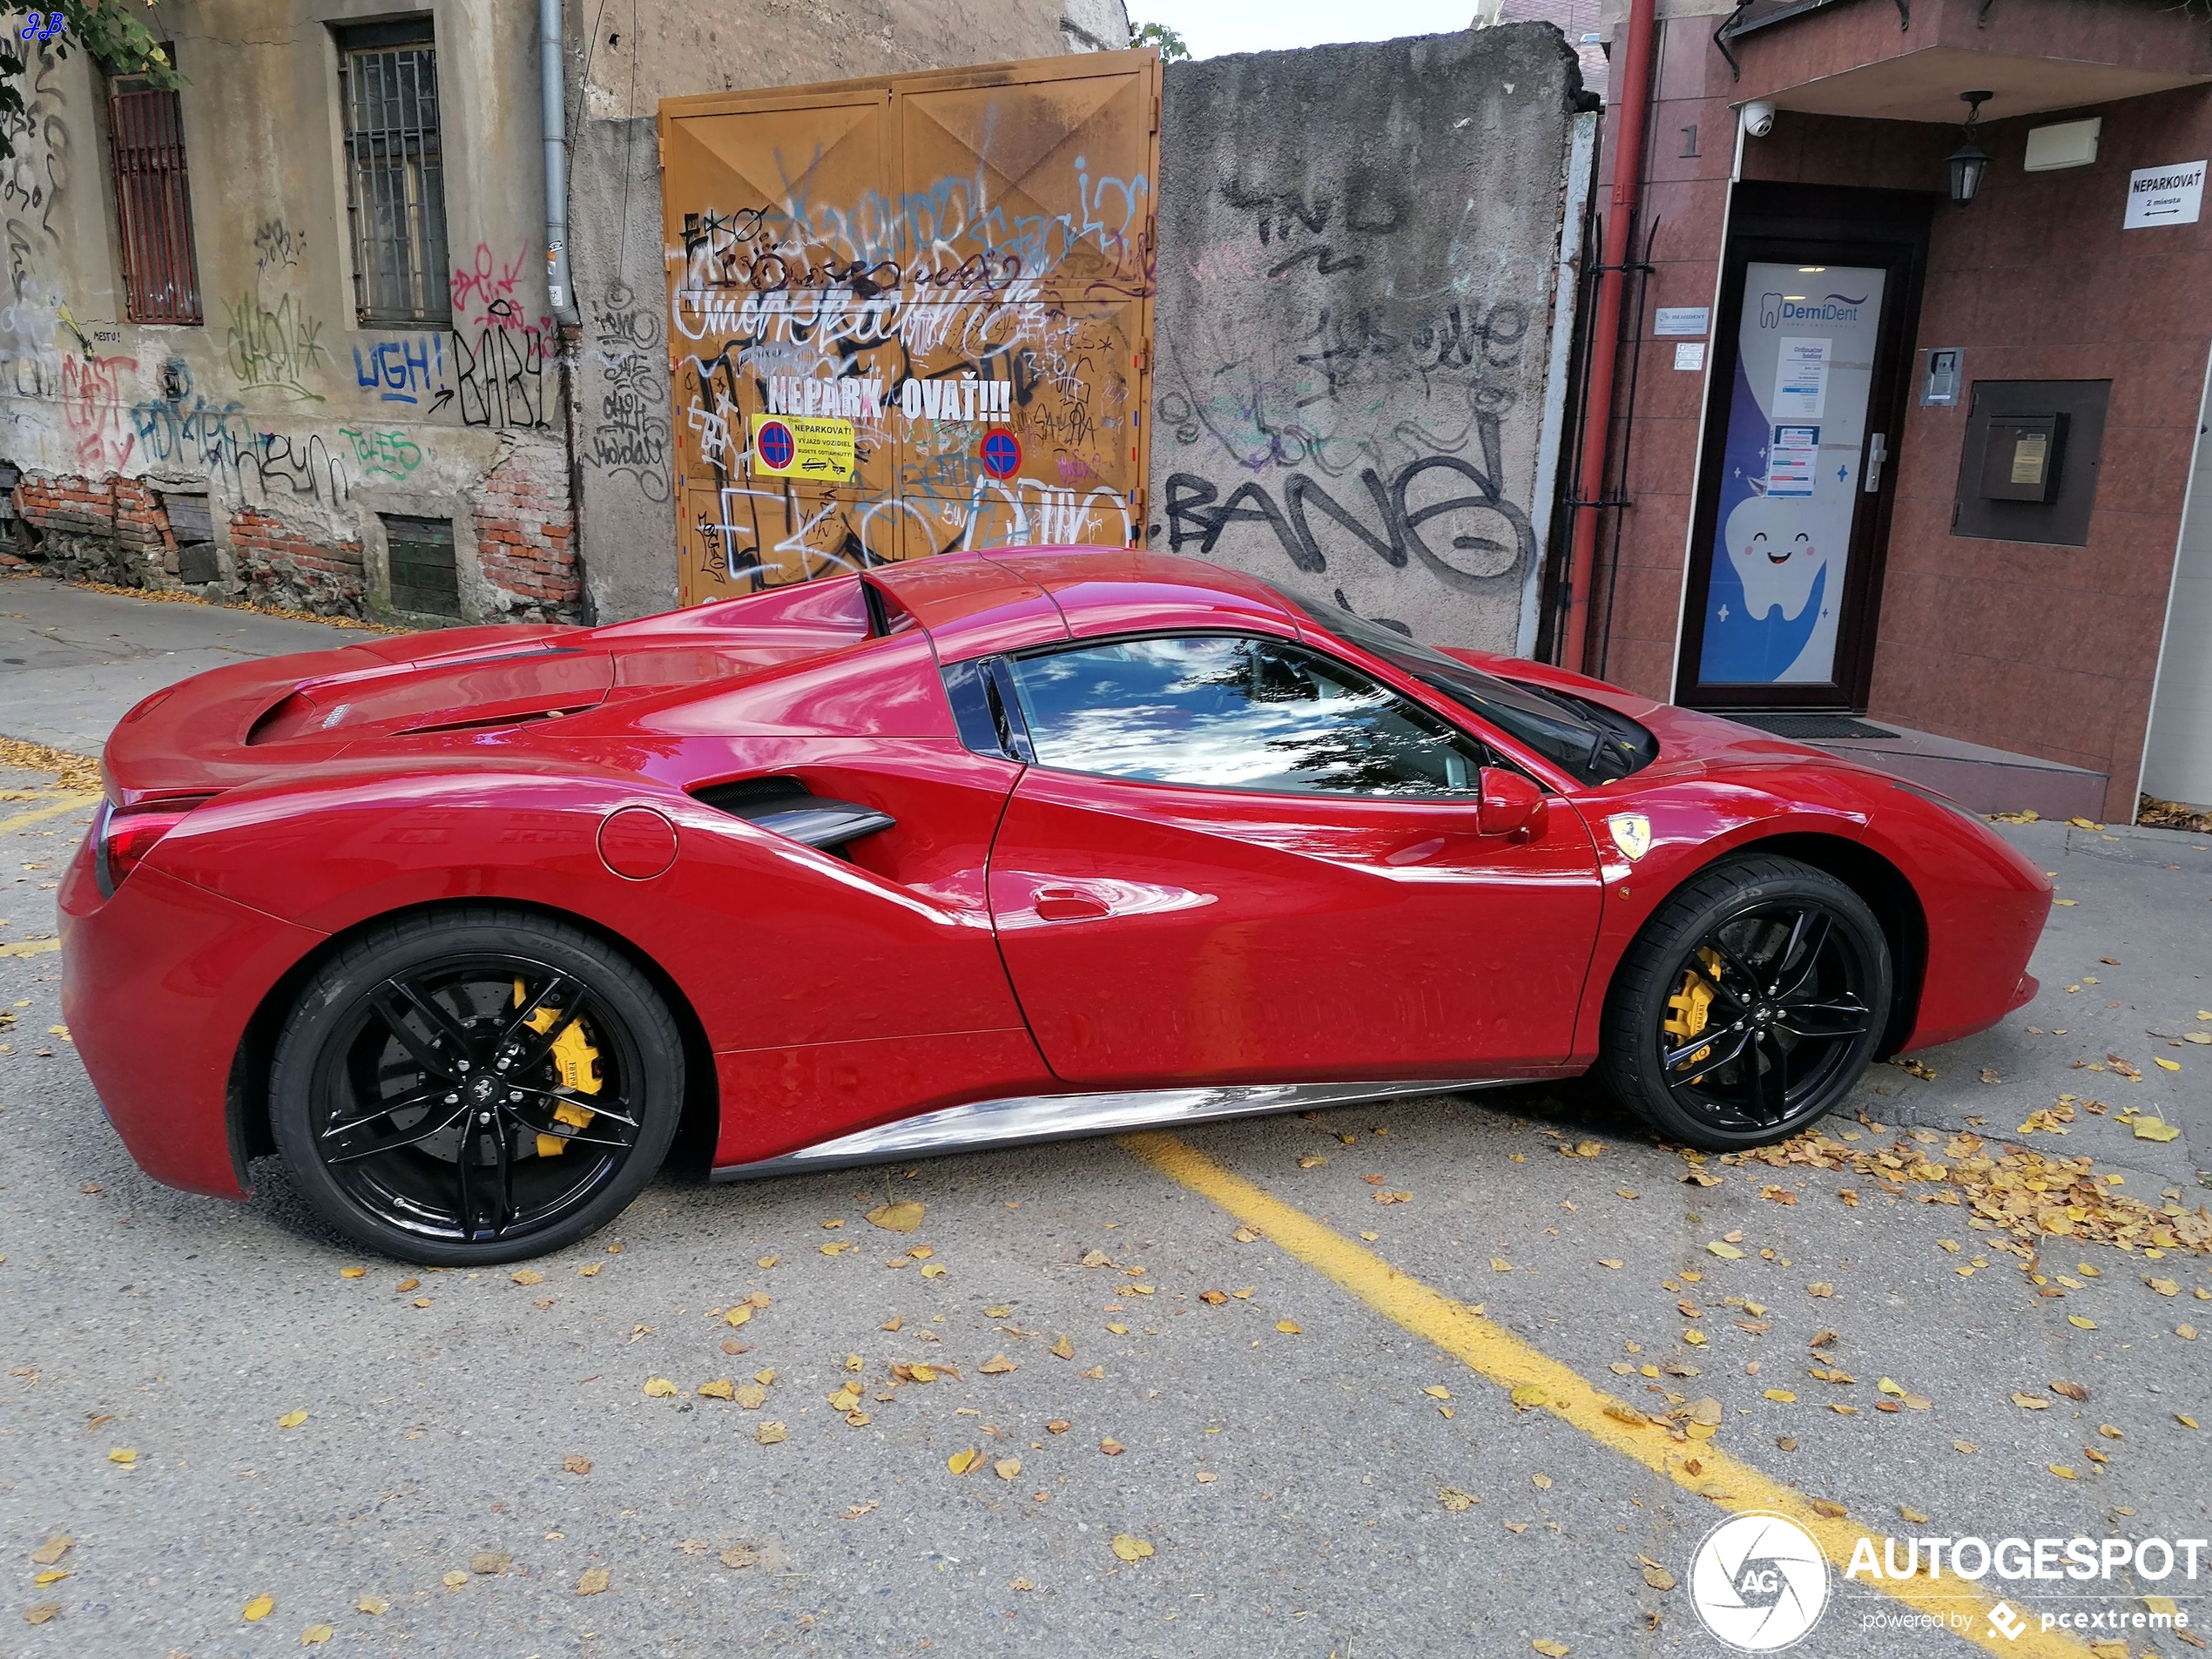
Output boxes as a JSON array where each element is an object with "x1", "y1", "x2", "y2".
[
  {"x1": 1598, "y1": 855, "x2": 1892, "y2": 1150},
  {"x1": 269, "y1": 907, "x2": 683, "y2": 1265}
]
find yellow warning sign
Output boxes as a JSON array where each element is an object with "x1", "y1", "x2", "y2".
[{"x1": 749, "y1": 414, "x2": 855, "y2": 482}]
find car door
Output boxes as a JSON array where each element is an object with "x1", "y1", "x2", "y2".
[{"x1": 974, "y1": 632, "x2": 1606, "y2": 1089}]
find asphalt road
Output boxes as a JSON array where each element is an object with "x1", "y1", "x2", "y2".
[{"x1": 0, "y1": 583, "x2": 2208, "y2": 1659}]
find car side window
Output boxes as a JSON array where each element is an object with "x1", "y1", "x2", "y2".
[{"x1": 1002, "y1": 634, "x2": 1489, "y2": 796}]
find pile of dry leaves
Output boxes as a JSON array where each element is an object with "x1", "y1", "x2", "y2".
[{"x1": 1708, "y1": 1129, "x2": 2211, "y2": 1256}]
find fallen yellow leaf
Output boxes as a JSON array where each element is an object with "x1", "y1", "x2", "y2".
[
  {"x1": 2049, "y1": 1464, "x2": 2077, "y2": 1480},
  {"x1": 1534, "y1": 1640, "x2": 1570, "y2": 1656},
  {"x1": 948, "y1": 1447, "x2": 981, "y2": 1475},
  {"x1": 339, "y1": 1266, "x2": 367, "y2": 1278},
  {"x1": 642, "y1": 1377, "x2": 677, "y2": 1397},
  {"x1": 2067, "y1": 1315, "x2": 2098, "y2": 1330},
  {"x1": 243, "y1": 1594, "x2": 275, "y2": 1622},
  {"x1": 511, "y1": 1268, "x2": 543, "y2": 1285},
  {"x1": 995, "y1": 1457, "x2": 1022, "y2": 1480},
  {"x1": 2155, "y1": 1057, "x2": 2182, "y2": 1072},
  {"x1": 277, "y1": 1410, "x2": 308, "y2": 1428},
  {"x1": 1109, "y1": 1534, "x2": 1154, "y2": 1563},
  {"x1": 1763, "y1": 1390, "x2": 1797, "y2": 1403},
  {"x1": 698, "y1": 1379, "x2": 734, "y2": 1400},
  {"x1": 755, "y1": 1420, "x2": 788, "y2": 1444},
  {"x1": 866, "y1": 1200, "x2": 925, "y2": 1233},
  {"x1": 1706, "y1": 1241, "x2": 1744, "y2": 1259},
  {"x1": 302, "y1": 1622, "x2": 335, "y2": 1644},
  {"x1": 576, "y1": 1567, "x2": 610, "y2": 1595},
  {"x1": 1276, "y1": 1319, "x2": 1303, "y2": 1335},
  {"x1": 107, "y1": 1447, "x2": 136, "y2": 1465}
]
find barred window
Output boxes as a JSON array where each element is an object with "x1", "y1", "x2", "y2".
[
  {"x1": 108, "y1": 52, "x2": 203, "y2": 325},
  {"x1": 336, "y1": 18, "x2": 449, "y2": 326}
]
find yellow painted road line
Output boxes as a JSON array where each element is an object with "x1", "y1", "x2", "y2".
[
  {"x1": 1119, "y1": 1130, "x2": 2095, "y2": 1659},
  {"x1": 0, "y1": 935, "x2": 60, "y2": 957},
  {"x1": 0, "y1": 792, "x2": 100, "y2": 836}
]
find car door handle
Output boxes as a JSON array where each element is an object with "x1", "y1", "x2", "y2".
[{"x1": 1034, "y1": 887, "x2": 1111, "y2": 922}]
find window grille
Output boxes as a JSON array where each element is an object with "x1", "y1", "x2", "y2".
[
  {"x1": 337, "y1": 21, "x2": 450, "y2": 326},
  {"x1": 108, "y1": 63, "x2": 202, "y2": 326}
]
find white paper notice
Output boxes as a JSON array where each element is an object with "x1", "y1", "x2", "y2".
[
  {"x1": 1764, "y1": 425, "x2": 1818, "y2": 497},
  {"x1": 1674, "y1": 341, "x2": 1706, "y2": 371},
  {"x1": 2125, "y1": 160, "x2": 2206, "y2": 229},
  {"x1": 1772, "y1": 338, "x2": 1831, "y2": 421}
]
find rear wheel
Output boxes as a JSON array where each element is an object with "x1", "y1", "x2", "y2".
[
  {"x1": 269, "y1": 908, "x2": 682, "y2": 1265},
  {"x1": 1598, "y1": 856, "x2": 1891, "y2": 1150}
]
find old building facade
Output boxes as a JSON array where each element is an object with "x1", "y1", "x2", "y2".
[{"x1": 0, "y1": 0, "x2": 1127, "y2": 626}]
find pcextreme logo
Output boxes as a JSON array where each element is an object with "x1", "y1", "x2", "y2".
[{"x1": 1687, "y1": 1517, "x2": 2208, "y2": 1650}]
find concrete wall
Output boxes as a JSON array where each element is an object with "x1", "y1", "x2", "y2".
[
  {"x1": 565, "y1": 0, "x2": 1130, "y2": 621},
  {"x1": 1149, "y1": 24, "x2": 1588, "y2": 653},
  {"x1": 0, "y1": 0, "x2": 577, "y2": 624}
]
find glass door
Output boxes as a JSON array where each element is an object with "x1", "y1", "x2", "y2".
[{"x1": 1677, "y1": 237, "x2": 1917, "y2": 710}]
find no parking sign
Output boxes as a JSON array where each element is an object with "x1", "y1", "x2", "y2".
[{"x1": 980, "y1": 428, "x2": 1022, "y2": 480}]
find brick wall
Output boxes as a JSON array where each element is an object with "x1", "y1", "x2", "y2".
[
  {"x1": 229, "y1": 504, "x2": 365, "y2": 615},
  {"x1": 10, "y1": 475, "x2": 178, "y2": 584},
  {"x1": 473, "y1": 442, "x2": 581, "y2": 624}
]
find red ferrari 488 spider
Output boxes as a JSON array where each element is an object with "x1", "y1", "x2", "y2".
[{"x1": 62, "y1": 549, "x2": 2049, "y2": 1264}]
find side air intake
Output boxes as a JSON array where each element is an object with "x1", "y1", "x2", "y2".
[{"x1": 690, "y1": 776, "x2": 894, "y2": 851}]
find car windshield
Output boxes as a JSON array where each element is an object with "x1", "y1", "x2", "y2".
[{"x1": 1264, "y1": 584, "x2": 1658, "y2": 786}]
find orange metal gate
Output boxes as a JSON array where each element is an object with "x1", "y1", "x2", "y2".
[{"x1": 660, "y1": 51, "x2": 1160, "y2": 603}]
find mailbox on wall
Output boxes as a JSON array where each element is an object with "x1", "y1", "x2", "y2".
[
  {"x1": 1979, "y1": 412, "x2": 2067, "y2": 503},
  {"x1": 1952, "y1": 380, "x2": 2108, "y2": 546}
]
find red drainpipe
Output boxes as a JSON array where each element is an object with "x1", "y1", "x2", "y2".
[{"x1": 1560, "y1": 0, "x2": 1660, "y2": 678}]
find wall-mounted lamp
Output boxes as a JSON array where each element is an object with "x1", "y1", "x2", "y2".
[{"x1": 1948, "y1": 91, "x2": 1994, "y2": 207}]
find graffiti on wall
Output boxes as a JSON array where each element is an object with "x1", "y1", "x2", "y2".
[
  {"x1": 1151, "y1": 37, "x2": 1569, "y2": 647},
  {"x1": 450, "y1": 241, "x2": 550, "y2": 429},
  {"x1": 335, "y1": 425, "x2": 424, "y2": 482},
  {"x1": 1, "y1": 44, "x2": 68, "y2": 300},
  {"x1": 585, "y1": 280, "x2": 668, "y2": 502},
  {"x1": 662, "y1": 61, "x2": 1158, "y2": 602},
  {"x1": 226, "y1": 292, "x2": 327, "y2": 401}
]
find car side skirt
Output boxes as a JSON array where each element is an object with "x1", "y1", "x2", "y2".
[{"x1": 711, "y1": 1078, "x2": 1516, "y2": 1181}]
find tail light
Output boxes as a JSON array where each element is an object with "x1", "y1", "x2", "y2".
[{"x1": 93, "y1": 797, "x2": 213, "y2": 899}]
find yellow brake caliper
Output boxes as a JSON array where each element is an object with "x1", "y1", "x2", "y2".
[
  {"x1": 1662, "y1": 948, "x2": 1724, "y2": 1071},
  {"x1": 515, "y1": 979, "x2": 603, "y2": 1156}
]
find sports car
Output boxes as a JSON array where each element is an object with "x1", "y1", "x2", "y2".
[{"x1": 61, "y1": 548, "x2": 2051, "y2": 1264}]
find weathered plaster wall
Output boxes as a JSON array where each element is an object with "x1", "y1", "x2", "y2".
[
  {"x1": 1149, "y1": 25, "x2": 1587, "y2": 652},
  {"x1": 565, "y1": 0, "x2": 1134, "y2": 622},
  {"x1": 0, "y1": 0, "x2": 576, "y2": 623}
]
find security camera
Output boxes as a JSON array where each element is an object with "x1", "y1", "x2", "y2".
[{"x1": 1740, "y1": 100, "x2": 1777, "y2": 138}]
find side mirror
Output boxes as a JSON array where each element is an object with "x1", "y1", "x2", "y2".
[{"x1": 1478, "y1": 767, "x2": 1548, "y2": 841}]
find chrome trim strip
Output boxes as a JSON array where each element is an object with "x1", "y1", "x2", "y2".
[{"x1": 711, "y1": 1079, "x2": 1507, "y2": 1182}]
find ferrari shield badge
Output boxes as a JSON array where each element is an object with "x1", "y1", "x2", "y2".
[{"x1": 1607, "y1": 813, "x2": 1653, "y2": 862}]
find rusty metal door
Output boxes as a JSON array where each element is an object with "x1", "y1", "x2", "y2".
[{"x1": 661, "y1": 51, "x2": 1160, "y2": 603}]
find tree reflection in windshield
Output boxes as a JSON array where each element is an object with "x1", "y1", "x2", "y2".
[{"x1": 1008, "y1": 636, "x2": 1484, "y2": 795}]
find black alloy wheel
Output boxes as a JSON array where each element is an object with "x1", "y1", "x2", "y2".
[
  {"x1": 270, "y1": 909, "x2": 682, "y2": 1264},
  {"x1": 1600, "y1": 855, "x2": 1892, "y2": 1150}
]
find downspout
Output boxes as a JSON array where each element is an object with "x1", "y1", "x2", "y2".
[
  {"x1": 540, "y1": 0, "x2": 580, "y2": 327},
  {"x1": 1559, "y1": 0, "x2": 1658, "y2": 676}
]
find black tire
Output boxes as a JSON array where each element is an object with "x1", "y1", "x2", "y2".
[
  {"x1": 1597, "y1": 855, "x2": 1892, "y2": 1150},
  {"x1": 269, "y1": 907, "x2": 683, "y2": 1265}
]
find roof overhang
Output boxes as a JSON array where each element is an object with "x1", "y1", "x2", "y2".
[{"x1": 1754, "y1": 45, "x2": 2210, "y2": 123}]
